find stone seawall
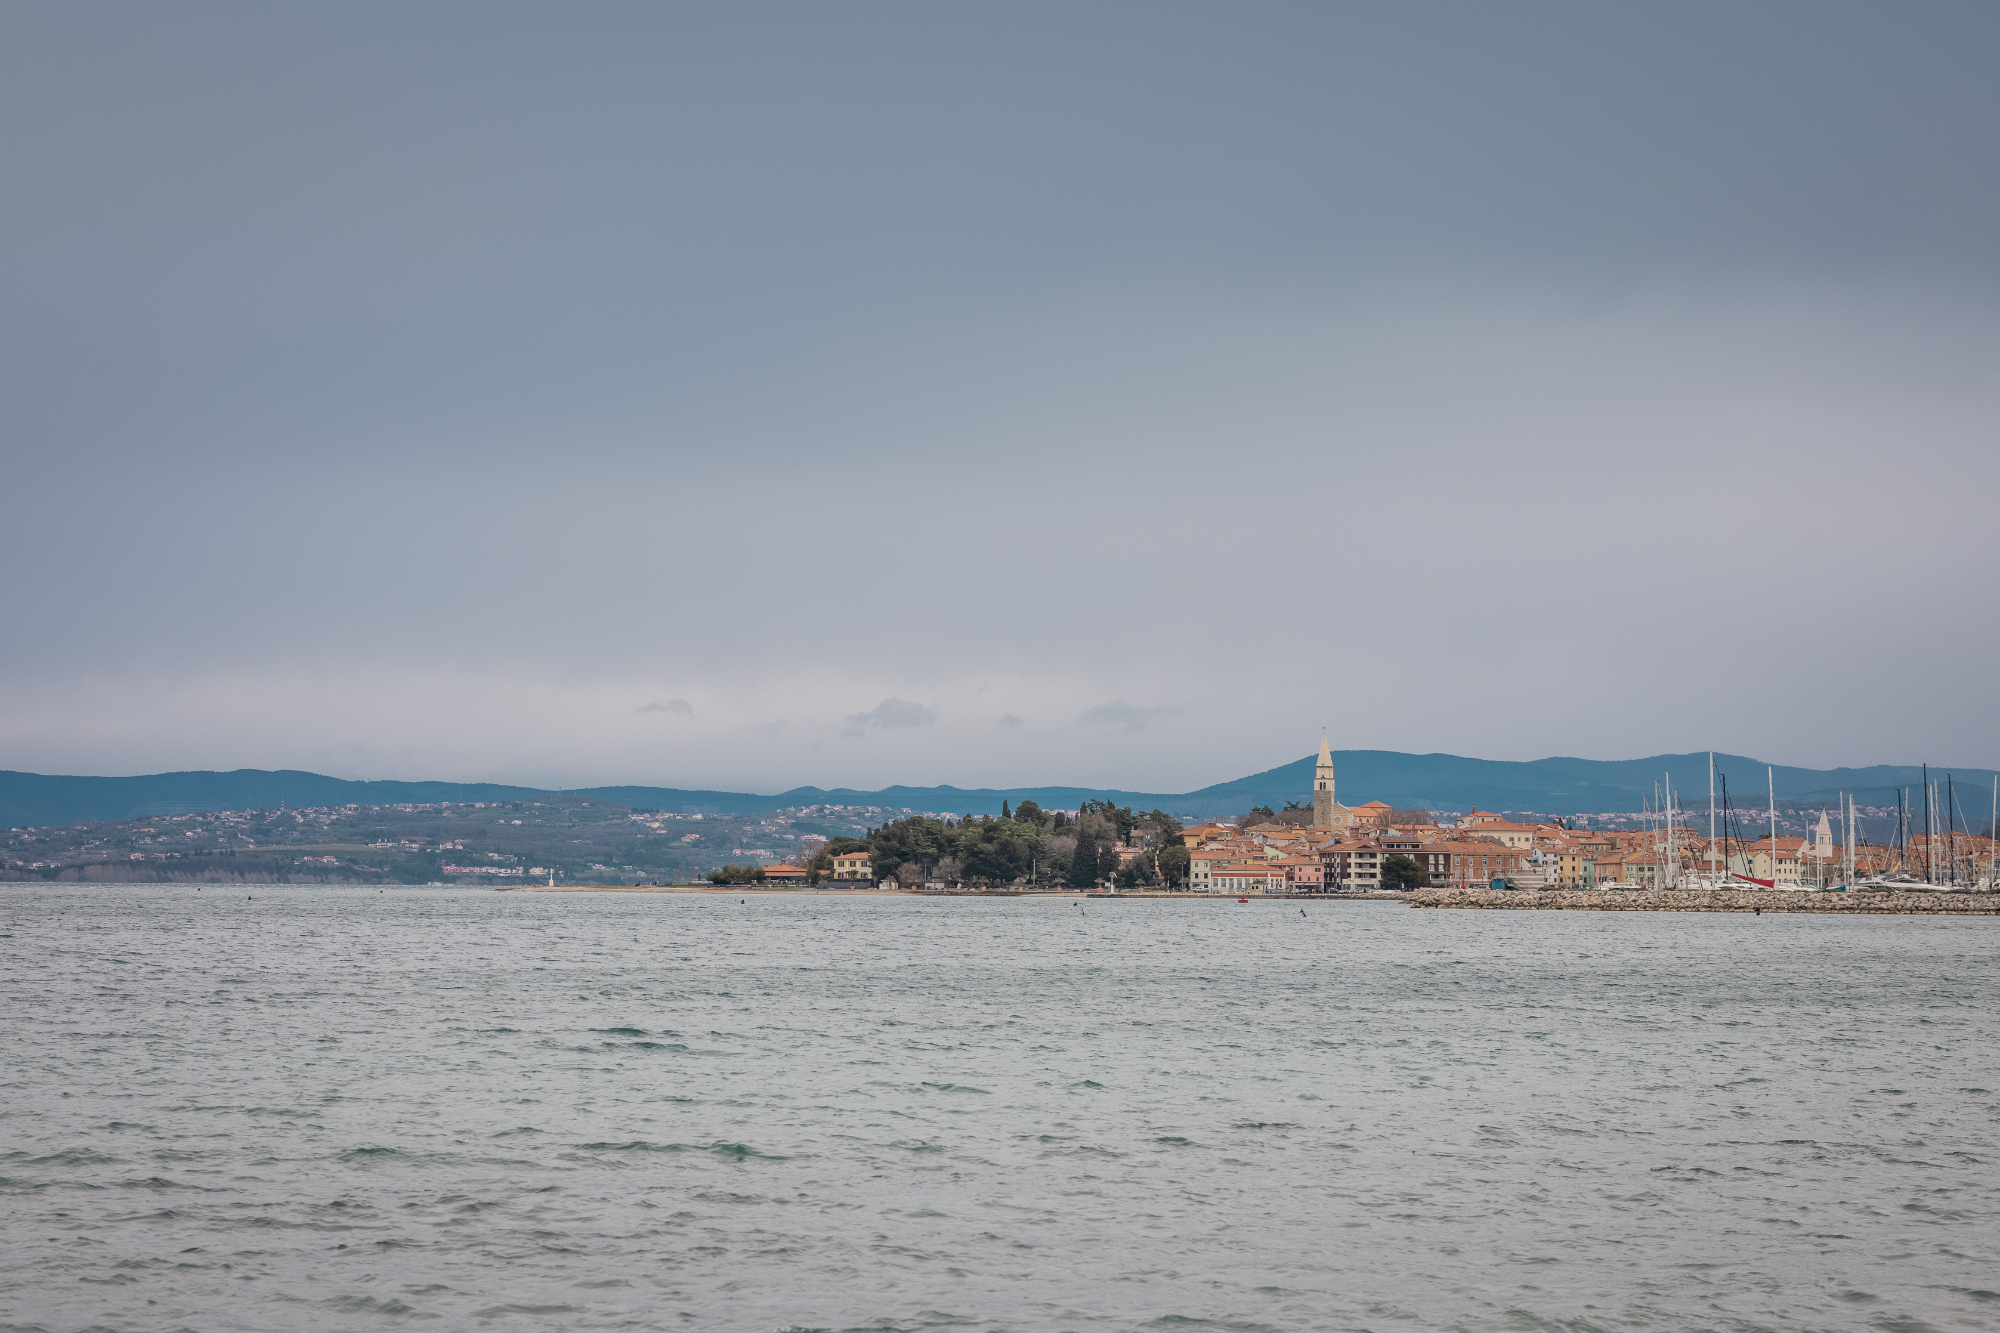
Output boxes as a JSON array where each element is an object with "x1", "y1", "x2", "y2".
[{"x1": 1411, "y1": 887, "x2": 2000, "y2": 914}]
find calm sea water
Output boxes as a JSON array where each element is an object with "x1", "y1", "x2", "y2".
[{"x1": 3, "y1": 886, "x2": 1997, "y2": 1333}]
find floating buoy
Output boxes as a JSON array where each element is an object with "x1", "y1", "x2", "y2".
[{"x1": 1238, "y1": 897, "x2": 1249, "y2": 904}]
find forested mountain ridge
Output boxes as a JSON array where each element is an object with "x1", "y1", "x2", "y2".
[{"x1": 4, "y1": 750, "x2": 1994, "y2": 828}]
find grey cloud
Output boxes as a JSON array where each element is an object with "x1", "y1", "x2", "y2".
[
  {"x1": 843, "y1": 698, "x2": 938, "y2": 738},
  {"x1": 1079, "y1": 701, "x2": 1181, "y2": 733},
  {"x1": 2, "y1": 5, "x2": 1997, "y2": 786},
  {"x1": 998, "y1": 714, "x2": 1025, "y2": 728},
  {"x1": 637, "y1": 699, "x2": 693, "y2": 716}
]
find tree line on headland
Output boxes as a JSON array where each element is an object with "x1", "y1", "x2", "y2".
[{"x1": 710, "y1": 800, "x2": 1192, "y2": 888}]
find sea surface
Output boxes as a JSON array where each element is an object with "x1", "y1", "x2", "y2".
[{"x1": 3, "y1": 886, "x2": 1997, "y2": 1333}]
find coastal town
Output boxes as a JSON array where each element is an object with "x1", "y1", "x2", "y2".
[{"x1": 757, "y1": 736, "x2": 1999, "y2": 894}]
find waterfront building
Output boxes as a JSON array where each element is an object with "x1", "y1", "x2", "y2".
[
  {"x1": 1210, "y1": 861, "x2": 1289, "y2": 894},
  {"x1": 1269, "y1": 855, "x2": 1323, "y2": 890},
  {"x1": 1190, "y1": 842, "x2": 1260, "y2": 891}
]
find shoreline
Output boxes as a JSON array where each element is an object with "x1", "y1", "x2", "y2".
[
  {"x1": 1412, "y1": 887, "x2": 2000, "y2": 914},
  {"x1": 498, "y1": 883, "x2": 907, "y2": 895},
  {"x1": 497, "y1": 884, "x2": 1411, "y2": 900}
]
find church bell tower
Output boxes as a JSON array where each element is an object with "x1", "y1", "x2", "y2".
[{"x1": 1312, "y1": 732, "x2": 1337, "y2": 830}]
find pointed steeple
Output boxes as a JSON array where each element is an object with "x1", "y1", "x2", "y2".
[{"x1": 1312, "y1": 731, "x2": 1340, "y2": 830}]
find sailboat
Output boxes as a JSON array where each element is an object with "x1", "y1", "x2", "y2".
[
  {"x1": 1737, "y1": 766, "x2": 1815, "y2": 890},
  {"x1": 1978, "y1": 776, "x2": 2000, "y2": 892},
  {"x1": 1716, "y1": 767, "x2": 1785, "y2": 889},
  {"x1": 1852, "y1": 786, "x2": 1927, "y2": 891},
  {"x1": 1821, "y1": 791, "x2": 1856, "y2": 892},
  {"x1": 1681, "y1": 751, "x2": 1740, "y2": 891}
]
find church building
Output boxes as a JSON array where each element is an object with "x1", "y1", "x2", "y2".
[{"x1": 1311, "y1": 732, "x2": 1354, "y2": 833}]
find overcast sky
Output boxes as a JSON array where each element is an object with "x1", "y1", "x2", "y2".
[{"x1": 4, "y1": 1, "x2": 1997, "y2": 793}]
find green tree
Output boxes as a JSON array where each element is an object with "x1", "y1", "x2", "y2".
[
  {"x1": 1081, "y1": 799, "x2": 1140, "y2": 843},
  {"x1": 958, "y1": 816, "x2": 1040, "y2": 884},
  {"x1": 1013, "y1": 799, "x2": 1048, "y2": 829},
  {"x1": 1379, "y1": 854, "x2": 1428, "y2": 890},
  {"x1": 707, "y1": 864, "x2": 766, "y2": 885},
  {"x1": 1069, "y1": 825, "x2": 1101, "y2": 888},
  {"x1": 866, "y1": 817, "x2": 953, "y2": 882},
  {"x1": 1156, "y1": 843, "x2": 1190, "y2": 888}
]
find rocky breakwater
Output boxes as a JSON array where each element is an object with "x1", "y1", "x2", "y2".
[{"x1": 1411, "y1": 887, "x2": 2000, "y2": 914}]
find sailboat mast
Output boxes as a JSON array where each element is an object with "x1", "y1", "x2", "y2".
[
  {"x1": 1922, "y1": 766, "x2": 1931, "y2": 884},
  {"x1": 1768, "y1": 766, "x2": 1777, "y2": 887},
  {"x1": 1850, "y1": 793, "x2": 1857, "y2": 883},
  {"x1": 1665, "y1": 772, "x2": 1677, "y2": 888},
  {"x1": 1899, "y1": 788, "x2": 1908, "y2": 872},
  {"x1": 1948, "y1": 773, "x2": 1957, "y2": 886},
  {"x1": 1652, "y1": 783, "x2": 1661, "y2": 888},
  {"x1": 1708, "y1": 751, "x2": 1717, "y2": 881}
]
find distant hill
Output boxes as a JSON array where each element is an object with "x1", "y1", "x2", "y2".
[
  {"x1": 5, "y1": 752, "x2": 1994, "y2": 828},
  {"x1": 1173, "y1": 752, "x2": 1997, "y2": 819}
]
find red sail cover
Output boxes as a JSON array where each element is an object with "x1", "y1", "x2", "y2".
[{"x1": 1730, "y1": 873, "x2": 1775, "y2": 888}]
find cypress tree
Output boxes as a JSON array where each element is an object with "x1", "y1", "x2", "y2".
[{"x1": 1069, "y1": 827, "x2": 1099, "y2": 888}]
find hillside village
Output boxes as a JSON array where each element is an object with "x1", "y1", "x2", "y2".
[{"x1": 0, "y1": 798, "x2": 919, "y2": 884}]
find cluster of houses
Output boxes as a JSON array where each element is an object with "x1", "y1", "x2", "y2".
[
  {"x1": 1181, "y1": 804, "x2": 1539, "y2": 893},
  {"x1": 1170, "y1": 735, "x2": 1551, "y2": 893},
  {"x1": 1176, "y1": 806, "x2": 1878, "y2": 893},
  {"x1": 1178, "y1": 737, "x2": 1993, "y2": 893}
]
